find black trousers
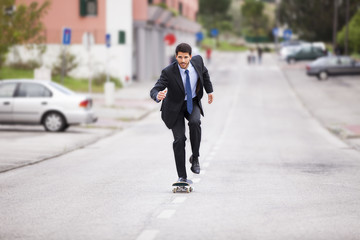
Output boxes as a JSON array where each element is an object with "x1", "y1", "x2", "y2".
[{"x1": 171, "y1": 98, "x2": 201, "y2": 179}]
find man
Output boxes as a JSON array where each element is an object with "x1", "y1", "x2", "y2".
[{"x1": 150, "y1": 43, "x2": 214, "y2": 183}]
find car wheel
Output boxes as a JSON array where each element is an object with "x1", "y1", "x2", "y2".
[
  {"x1": 43, "y1": 112, "x2": 66, "y2": 132},
  {"x1": 63, "y1": 124, "x2": 70, "y2": 131},
  {"x1": 318, "y1": 71, "x2": 328, "y2": 80}
]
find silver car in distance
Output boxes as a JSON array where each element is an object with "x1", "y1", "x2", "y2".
[{"x1": 0, "y1": 79, "x2": 97, "y2": 132}]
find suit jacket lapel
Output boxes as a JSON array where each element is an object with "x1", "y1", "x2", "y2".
[
  {"x1": 173, "y1": 63, "x2": 185, "y2": 93},
  {"x1": 191, "y1": 58, "x2": 202, "y2": 83}
]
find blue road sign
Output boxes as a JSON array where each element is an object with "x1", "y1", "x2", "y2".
[
  {"x1": 106, "y1": 34, "x2": 111, "y2": 48},
  {"x1": 196, "y1": 32, "x2": 204, "y2": 42},
  {"x1": 62, "y1": 28, "x2": 72, "y2": 45},
  {"x1": 210, "y1": 28, "x2": 219, "y2": 37},
  {"x1": 272, "y1": 27, "x2": 279, "y2": 37},
  {"x1": 283, "y1": 29, "x2": 292, "y2": 41}
]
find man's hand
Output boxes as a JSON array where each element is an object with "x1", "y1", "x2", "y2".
[
  {"x1": 208, "y1": 93, "x2": 213, "y2": 104},
  {"x1": 157, "y1": 89, "x2": 167, "y2": 101}
]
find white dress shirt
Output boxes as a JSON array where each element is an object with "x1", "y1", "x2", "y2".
[{"x1": 178, "y1": 62, "x2": 198, "y2": 101}]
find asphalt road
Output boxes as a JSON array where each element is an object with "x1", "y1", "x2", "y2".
[{"x1": 1, "y1": 52, "x2": 360, "y2": 240}]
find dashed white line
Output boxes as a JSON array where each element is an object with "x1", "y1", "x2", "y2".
[
  {"x1": 172, "y1": 197, "x2": 187, "y2": 204},
  {"x1": 136, "y1": 230, "x2": 159, "y2": 240},
  {"x1": 157, "y1": 209, "x2": 176, "y2": 219}
]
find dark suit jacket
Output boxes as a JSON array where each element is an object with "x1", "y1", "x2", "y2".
[{"x1": 150, "y1": 55, "x2": 213, "y2": 129}]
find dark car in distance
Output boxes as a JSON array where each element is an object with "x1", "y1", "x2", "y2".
[
  {"x1": 286, "y1": 46, "x2": 326, "y2": 64},
  {"x1": 306, "y1": 56, "x2": 360, "y2": 80}
]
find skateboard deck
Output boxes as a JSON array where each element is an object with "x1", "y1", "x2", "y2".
[{"x1": 172, "y1": 181, "x2": 193, "y2": 193}]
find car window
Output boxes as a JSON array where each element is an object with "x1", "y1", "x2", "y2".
[
  {"x1": 0, "y1": 82, "x2": 17, "y2": 98},
  {"x1": 49, "y1": 82, "x2": 75, "y2": 95},
  {"x1": 16, "y1": 83, "x2": 52, "y2": 98},
  {"x1": 340, "y1": 57, "x2": 352, "y2": 66},
  {"x1": 328, "y1": 58, "x2": 339, "y2": 66},
  {"x1": 302, "y1": 47, "x2": 312, "y2": 53}
]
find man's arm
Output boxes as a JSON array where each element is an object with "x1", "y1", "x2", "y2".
[
  {"x1": 150, "y1": 69, "x2": 168, "y2": 102},
  {"x1": 202, "y1": 60, "x2": 213, "y2": 104}
]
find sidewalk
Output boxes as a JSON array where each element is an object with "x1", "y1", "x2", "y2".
[
  {"x1": 90, "y1": 81, "x2": 159, "y2": 129},
  {"x1": 278, "y1": 57, "x2": 360, "y2": 151}
]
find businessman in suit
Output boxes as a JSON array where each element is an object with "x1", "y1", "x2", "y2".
[{"x1": 150, "y1": 43, "x2": 214, "y2": 182}]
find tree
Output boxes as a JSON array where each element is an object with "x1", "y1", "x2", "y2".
[
  {"x1": 0, "y1": 0, "x2": 50, "y2": 68},
  {"x1": 337, "y1": 9, "x2": 360, "y2": 53},
  {"x1": 278, "y1": 0, "x2": 359, "y2": 42},
  {"x1": 241, "y1": 0, "x2": 270, "y2": 39},
  {"x1": 198, "y1": 0, "x2": 232, "y2": 34}
]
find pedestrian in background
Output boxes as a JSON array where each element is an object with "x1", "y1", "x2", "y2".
[
  {"x1": 257, "y1": 46, "x2": 263, "y2": 64},
  {"x1": 247, "y1": 48, "x2": 256, "y2": 64},
  {"x1": 206, "y1": 47, "x2": 212, "y2": 64},
  {"x1": 150, "y1": 43, "x2": 214, "y2": 183}
]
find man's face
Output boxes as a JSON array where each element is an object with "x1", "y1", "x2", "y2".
[{"x1": 176, "y1": 52, "x2": 192, "y2": 69}]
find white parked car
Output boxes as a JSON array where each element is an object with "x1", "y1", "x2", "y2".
[{"x1": 0, "y1": 79, "x2": 97, "y2": 132}]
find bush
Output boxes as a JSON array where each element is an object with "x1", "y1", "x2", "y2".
[
  {"x1": 92, "y1": 73, "x2": 123, "y2": 88},
  {"x1": 8, "y1": 59, "x2": 41, "y2": 70},
  {"x1": 337, "y1": 9, "x2": 360, "y2": 54},
  {"x1": 52, "y1": 51, "x2": 78, "y2": 77}
]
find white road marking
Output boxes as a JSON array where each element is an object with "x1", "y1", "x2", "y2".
[
  {"x1": 203, "y1": 162, "x2": 210, "y2": 168},
  {"x1": 200, "y1": 170, "x2": 206, "y2": 175},
  {"x1": 136, "y1": 230, "x2": 159, "y2": 240},
  {"x1": 157, "y1": 209, "x2": 176, "y2": 219},
  {"x1": 172, "y1": 197, "x2": 187, "y2": 204}
]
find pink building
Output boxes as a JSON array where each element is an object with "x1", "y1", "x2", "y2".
[
  {"x1": 13, "y1": 0, "x2": 133, "y2": 83},
  {"x1": 11, "y1": 0, "x2": 201, "y2": 82}
]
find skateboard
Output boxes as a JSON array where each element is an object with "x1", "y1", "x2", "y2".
[{"x1": 172, "y1": 180, "x2": 193, "y2": 193}]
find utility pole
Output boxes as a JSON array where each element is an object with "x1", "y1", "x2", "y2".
[
  {"x1": 344, "y1": 0, "x2": 350, "y2": 55},
  {"x1": 332, "y1": 0, "x2": 339, "y2": 54}
]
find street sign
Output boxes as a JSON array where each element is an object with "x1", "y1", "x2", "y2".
[
  {"x1": 272, "y1": 27, "x2": 279, "y2": 37},
  {"x1": 283, "y1": 29, "x2": 292, "y2": 41},
  {"x1": 164, "y1": 33, "x2": 176, "y2": 46},
  {"x1": 210, "y1": 28, "x2": 219, "y2": 37},
  {"x1": 106, "y1": 34, "x2": 111, "y2": 48},
  {"x1": 196, "y1": 32, "x2": 204, "y2": 42},
  {"x1": 62, "y1": 28, "x2": 72, "y2": 45}
]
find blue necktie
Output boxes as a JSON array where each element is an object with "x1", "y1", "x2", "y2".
[{"x1": 185, "y1": 69, "x2": 193, "y2": 114}]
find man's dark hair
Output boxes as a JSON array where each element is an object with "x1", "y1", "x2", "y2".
[{"x1": 175, "y1": 43, "x2": 192, "y2": 56}]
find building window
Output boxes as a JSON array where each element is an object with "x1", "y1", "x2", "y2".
[
  {"x1": 80, "y1": 0, "x2": 98, "y2": 17},
  {"x1": 119, "y1": 31, "x2": 126, "y2": 44},
  {"x1": 179, "y1": 2, "x2": 183, "y2": 15}
]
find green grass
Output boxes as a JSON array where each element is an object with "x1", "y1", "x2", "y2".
[
  {"x1": 0, "y1": 66, "x2": 117, "y2": 93},
  {"x1": 0, "y1": 66, "x2": 34, "y2": 79},
  {"x1": 351, "y1": 53, "x2": 360, "y2": 60},
  {"x1": 201, "y1": 38, "x2": 248, "y2": 52}
]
